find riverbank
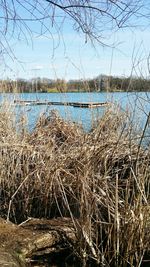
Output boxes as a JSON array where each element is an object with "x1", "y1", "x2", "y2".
[
  {"x1": 0, "y1": 104, "x2": 150, "y2": 266},
  {"x1": 1, "y1": 74, "x2": 150, "y2": 93}
]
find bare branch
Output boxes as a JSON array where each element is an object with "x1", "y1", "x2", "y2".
[{"x1": 0, "y1": 0, "x2": 148, "y2": 61}]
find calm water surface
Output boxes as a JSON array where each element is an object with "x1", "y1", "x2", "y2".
[{"x1": 1, "y1": 91, "x2": 150, "y2": 131}]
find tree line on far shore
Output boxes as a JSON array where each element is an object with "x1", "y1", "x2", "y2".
[{"x1": 1, "y1": 75, "x2": 150, "y2": 93}]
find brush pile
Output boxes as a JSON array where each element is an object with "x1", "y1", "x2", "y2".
[{"x1": 0, "y1": 104, "x2": 150, "y2": 266}]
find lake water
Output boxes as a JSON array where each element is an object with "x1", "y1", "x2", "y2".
[{"x1": 1, "y1": 91, "x2": 150, "y2": 133}]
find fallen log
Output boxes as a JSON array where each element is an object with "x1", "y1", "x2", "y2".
[{"x1": 0, "y1": 217, "x2": 77, "y2": 267}]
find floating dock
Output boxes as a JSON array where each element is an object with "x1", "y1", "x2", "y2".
[{"x1": 14, "y1": 100, "x2": 110, "y2": 108}]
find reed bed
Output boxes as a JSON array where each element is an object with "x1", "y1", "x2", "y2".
[{"x1": 0, "y1": 103, "x2": 150, "y2": 266}]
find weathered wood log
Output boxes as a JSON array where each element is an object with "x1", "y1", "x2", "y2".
[
  {"x1": 0, "y1": 249, "x2": 24, "y2": 267},
  {"x1": 0, "y1": 217, "x2": 77, "y2": 267}
]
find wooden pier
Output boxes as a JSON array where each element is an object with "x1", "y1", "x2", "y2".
[{"x1": 14, "y1": 100, "x2": 109, "y2": 108}]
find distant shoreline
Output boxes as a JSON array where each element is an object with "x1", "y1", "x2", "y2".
[{"x1": 1, "y1": 89, "x2": 150, "y2": 93}]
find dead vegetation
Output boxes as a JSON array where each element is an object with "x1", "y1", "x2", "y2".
[{"x1": 0, "y1": 103, "x2": 150, "y2": 266}]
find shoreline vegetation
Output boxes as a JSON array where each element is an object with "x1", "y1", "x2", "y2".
[
  {"x1": 0, "y1": 1, "x2": 150, "y2": 265},
  {"x1": 0, "y1": 103, "x2": 150, "y2": 266},
  {"x1": 1, "y1": 75, "x2": 150, "y2": 93}
]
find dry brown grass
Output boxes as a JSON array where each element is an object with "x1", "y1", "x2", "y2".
[{"x1": 0, "y1": 103, "x2": 150, "y2": 266}]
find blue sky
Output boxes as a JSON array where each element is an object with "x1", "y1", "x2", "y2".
[{"x1": 1, "y1": 1, "x2": 150, "y2": 80}]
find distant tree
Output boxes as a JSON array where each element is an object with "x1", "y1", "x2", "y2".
[{"x1": 54, "y1": 79, "x2": 67, "y2": 92}]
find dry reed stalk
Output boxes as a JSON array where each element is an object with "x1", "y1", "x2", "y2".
[{"x1": 0, "y1": 103, "x2": 150, "y2": 266}]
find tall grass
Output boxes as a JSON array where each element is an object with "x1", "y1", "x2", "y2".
[{"x1": 0, "y1": 103, "x2": 150, "y2": 266}]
